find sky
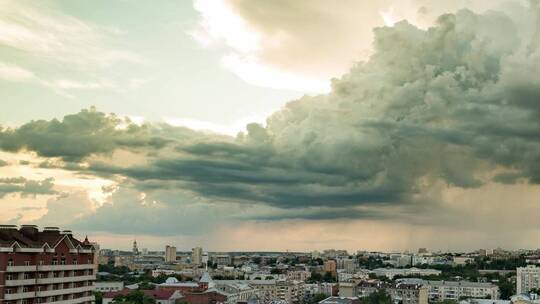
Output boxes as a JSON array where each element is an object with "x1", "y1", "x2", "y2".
[{"x1": 1, "y1": 0, "x2": 540, "y2": 252}]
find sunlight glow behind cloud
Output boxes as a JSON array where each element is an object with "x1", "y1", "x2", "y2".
[{"x1": 191, "y1": 0, "x2": 332, "y2": 93}]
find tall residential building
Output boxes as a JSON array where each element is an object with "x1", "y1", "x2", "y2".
[
  {"x1": 0, "y1": 225, "x2": 97, "y2": 304},
  {"x1": 324, "y1": 260, "x2": 337, "y2": 276},
  {"x1": 165, "y1": 245, "x2": 176, "y2": 263},
  {"x1": 192, "y1": 247, "x2": 203, "y2": 265},
  {"x1": 517, "y1": 265, "x2": 540, "y2": 294}
]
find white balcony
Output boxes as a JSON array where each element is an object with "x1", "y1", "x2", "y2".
[
  {"x1": 5, "y1": 278, "x2": 36, "y2": 286},
  {"x1": 37, "y1": 275, "x2": 96, "y2": 284},
  {"x1": 43, "y1": 295, "x2": 95, "y2": 304},
  {"x1": 37, "y1": 285, "x2": 95, "y2": 297},
  {"x1": 38, "y1": 264, "x2": 95, "y2": 271},
  {"x1": 4, "y1": 291, "x2": 36, "y2": 300},
  {"x1": 6, "y1": 265, "x2": 37, "y2": 272}
]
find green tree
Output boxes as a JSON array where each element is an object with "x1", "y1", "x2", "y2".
[
  {"x1": 498, "y1": 281, "x2": 515, "y2": 300},
  {"x1": 323, "y1": 271, "x2": 335, "y2": 282},
  {"x1": 112, "y1": 290, "x2": 156, "y2": 304},
  {"x1": 360, "y1": 290, "x2": 392, "y2": 304},
  {"x1": 94, "y1": 292, "x2": 103, "y2": 304},
  {"x1": 307, "y1": 271, "x2": 323, "y2": 283}
]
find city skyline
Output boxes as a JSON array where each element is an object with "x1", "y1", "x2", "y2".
[{"x1": 2, "y1": 0, "x2": 540, "y2": 252}]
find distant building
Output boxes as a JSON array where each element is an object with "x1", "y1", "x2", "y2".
[
  {"x1": 337, "y1": 258, "x2": 356, "y2": 273},
  {"x1": 192, "y1": 247, "x2": 203, "y2": 265},
  {"x1": 324, "y1": 260, "x2": 337, "y2": 276},
  {"x1": 213, "y1": 254, "x2": 232, "y2": 266},
  {"x1": 517, "y1": 265, "x2": 540, "y2": 294},
  {"x1": 287, "y1": 270, "x2": 311, "y2": 281},
  {"x1": 371, "y1": 267, "x2": 441, "y2": 279},
  {"x1": 94, "y1": 281, "x2": 125, "y2": 292},
  {"x1": 340, "y1": 281, "x2": 427, "y2": 304},
  {"x1": 165, "y1": 245, "x2": 177, "y2": 263},
  {"x1": 398, "y1": 279, "x2": 499, "y2": 301},
  {"x1": 453, "y1": 256, "x2": 474, "y2": 266}
]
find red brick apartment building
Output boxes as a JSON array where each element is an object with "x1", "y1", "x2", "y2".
[{"x1": 0, "y1": 225, "x2": 96, "y2": 304}]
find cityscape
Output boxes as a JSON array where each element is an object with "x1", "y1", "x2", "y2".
[
  {"x1": 3, "y1": 225, "x2": 540, "y2": 304},
  {"x1": 2, "y1": 1, "x2": 540, "y2": 304}
]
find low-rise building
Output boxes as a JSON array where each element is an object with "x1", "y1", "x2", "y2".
[
  {"x1": 371, "y1": 267, "x2": 441, "y2": 279},
  {"x1": 411, "y1": 280, "x2": 499, "y2": 301},
  {"x1": 287, "y1": 270, "x2": 311, "y2": 282},
  {"x1": 340, "y1": 281, "x2": 428, "y2": 304},
  {"x1": 102, "y1": 289, "x2": 183, "y2": 304},
  {"x1": 94, "y1": 281, "x2": 125, "y2": 293}
]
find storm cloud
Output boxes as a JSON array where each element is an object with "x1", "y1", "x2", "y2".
[{"x1": 2, "y1": 6, "x2": 540, "y2": 235}]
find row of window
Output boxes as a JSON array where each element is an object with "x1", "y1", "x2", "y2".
[
  {"x1": 4, "y1": 282, "x2": 93, "y2": 294},
  {"x1": 4, "y1": 291, "x2": 93, "y2": 304},
  {"x1": 8, "y1": 258, "x2": 92, "y2": 266},
  {"x1": 5, "y1": 270, "x2": 93, "y2": 280}
]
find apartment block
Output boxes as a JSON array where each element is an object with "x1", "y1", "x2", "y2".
[{"x1": 0, "y1": 225, "x2": 96, "y2": 304}]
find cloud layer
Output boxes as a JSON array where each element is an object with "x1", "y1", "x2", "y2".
[{"x1": 2, "y1": 4, "x2": 540, "y2": 249}]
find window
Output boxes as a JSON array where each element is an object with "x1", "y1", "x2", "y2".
[
  {"x1": 39, "y1": 260, "x2": 44, "y2": 265},
  {"x1": 24, "y1": 261, "x2": 30, "y2": 266},
  {"x1": 7, "y1": 274, "x2": 13, "y2": 280},
  {"x1": 6, "y1": 289, "x2": 12, "y2": 294},
  {"x1": 23, "y1": 287, "x2": 29, "y2": 292},
  {"x1": 24, "y1": 273, "x2": 30, "y2": 279},
  {"x1": 8, "y1": 259, "x2": 14, "y2": 266},
  {"x1": 60, "y1": 258, "x2": 66, "y2": 265},
  {"x1": 52, "y1": 259, "x2": 58, "y2": 265}
]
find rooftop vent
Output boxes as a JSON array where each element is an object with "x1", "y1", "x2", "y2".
[
  {"x1": 0, "y1": 224, "x2": 18, "y2": 230},
  {"x1": 20, "y1": 225, "x2": 39, "y2": 239},
  {"x1": 43, "y1": 227, "x2": 60, "y2": 233}
]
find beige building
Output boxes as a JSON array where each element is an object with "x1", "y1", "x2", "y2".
[
  {"x1": 165, "y1": 245, "x2": 176, "y2": 263},
  {"x1": 192, "y1": 247, "x2": 203, "y2": 265},
  {"x1": 422, "y1": 280, "x2": 499, "y2": 301},
  {"x1": 340, "y1": 281, "x2": 427, "y2": 304},
  {"x1": 249, "y1": 279, "x2": 305, "y2": 304},
  {"x1": 518, "y1": 265, "x2": 540, "y2": 294}
]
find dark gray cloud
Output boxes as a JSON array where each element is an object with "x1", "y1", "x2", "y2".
[
  {"x1": 0, "y1": 107, "x2": 182, "y2": 161},
  {"x1": 0, "y1": 177, "x2": 56, "y2": 198},
  {"x1": 2, "y1": 7, "x2": 540, "y2": 227}
]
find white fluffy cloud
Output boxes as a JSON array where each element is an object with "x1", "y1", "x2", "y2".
[{"x1": 191, "y1": 0, "x2": 518, "y2": 93}]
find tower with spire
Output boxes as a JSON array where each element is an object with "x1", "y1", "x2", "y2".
[{"x1": 132, "y1": 239, "x2": 139, "y2": 256}]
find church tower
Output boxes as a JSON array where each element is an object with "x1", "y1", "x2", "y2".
[{"x1": 132, "y1": 239, "x2": 139, "y2": 256}]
